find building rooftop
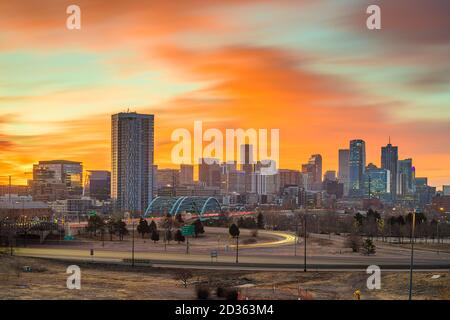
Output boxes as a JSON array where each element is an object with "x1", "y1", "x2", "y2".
[
  {"x1": 0, "y1": 201, "x2": 50, "y2": 209},
  {"x1": 38, "y1": 160, "x2": 82, "y2": 165}
]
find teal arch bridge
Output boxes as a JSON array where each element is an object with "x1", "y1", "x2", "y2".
[{"x1": 143, "y1": 196, "x2": 222, "y2": 220}]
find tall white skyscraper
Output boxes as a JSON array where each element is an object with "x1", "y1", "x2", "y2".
[{"x1": 111, "y1": 112, "x2": 154, "y2": 213}]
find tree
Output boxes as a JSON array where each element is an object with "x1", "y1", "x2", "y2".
[
  {"x1": 237, "y1": 217, "x2": 245, "y2": 228},
  {"x1": 137, "y1": 218, "x2": 150, "y2": 238},
  {"x1": 116, "y1": 220, "x2": 128, "y2": 241},
  {"x1": 151, "y1": 230, "x2": 160, "y2": 243},
  {"x1": 257, "y1": 212, "x2": 265, "y2": 229},
  {"x1": 361, "y1": 238, "x2": 376, "y2": 255},
  {"x1": 353, "y1": 212, "x2": 364, "y2": 229},
  {"x1": 149, "y1": 220, "x2": 157, "y2": 235},
  {"x1": 162, "y1": 213, "x2": 173, "y2": 229},
  {"x1": 174, "y1": 229, "x2": 185, "y2": 243},
  {"x1": 175, "y1": 213, "x2": 184, "y2": 223},
  {"x1": 165, "y1": 229, "x2": 173, "y2": 243},
  {"x1": 174, "y1": 270, "x2": 193, "y2": 287},
  {"x1": 193, "y1": 219, "x2": 204, "y2": 237},
  {"x1": 106, "y1": 219, "x2": 116, "y2": 241},
  {"x1": 345, "y1": 233, "x2": 362, "y2": 252},
  {"x1": 86, "y1": 215, "x2": 105, "y2": 236},
  {"x1": 229, "y1": 223, "x2": 240, "y2": 263},
  {"x1": 229, "y1": 223, "x2": 240, "y2": 238}
]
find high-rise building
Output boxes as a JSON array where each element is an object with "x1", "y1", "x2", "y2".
[
  {"x1": 226, "y1": 170, "x2": 246, "y2": 194},
  {"x1": 323, "y1": 170, "x2": 337, "y2": 182},
  {"x1": 199, "y1": 158, "x2": 221, "y2": 188},
  {"x1": 363, "y1": 163, "x2": 390, "y2": 200},
  {"x1": 301, "y1": 163, "x2": 314, "y2": 191},
  {"x1": 415, "y1": 177, "x2": 436, "y2": 209},
  {"x1": 398, "y1": 158, "x2": 415, "y2": 196},
  {"x1": 301, "y1": 154, "x2": 322, "y2": 191},
  {"x1": 84, "y1": 170, "x2": 111, "y2": 201},
  {"x1": 156, "y1": 169, "x2": 179, "y2": 189},
  {"x1": 309, "y1": 154, "x2": 322, "y2": 189},
  {"x1": 179, "y1": 164, "x2": 194, "y2": 185},
  {"x1": 111, "y1": 112, "x2": 154, "y2": 213},
  {"x1": 349, "y1": 139, "x2": 366, "y2": 196},
  {"x1": 31, "y1": 160, "x2": 83, "y2": 201},
  {"x1": 278, "y1": 169, "x2": 302, "y2": 193},
  {"x1": 240, "y1": 144, "x2": 255, "y2": 193},
  {"x1": 381, "y1": 141, "x2": 398, "y2": 199},
  {"x1": 33, "y1": 160, "x2": 83, "y2": 189},
  {"x1": 338, "y1": 149, "x2": 350, "y2": 196},
  {"x1": 252, "y1": 160, "x2": 279, "y2": 196},
  {"x1": 443, "y1": 185, "x2": 450, "y2": 196},
  {"x1": 221, "y1": 161, "x2": 237, "y2": 174}
]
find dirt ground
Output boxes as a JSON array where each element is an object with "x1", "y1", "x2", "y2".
[{"x1": 1, "y1": 255, "x2": 449, "y2": 300}]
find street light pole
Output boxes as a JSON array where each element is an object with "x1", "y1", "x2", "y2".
[
  {"x1": 304, "y1": 214, "x2": 307, "y2": 272},
  {"x1": 294, "y1": 218, "x2": 298, "y2": 256},
  {"x1": 408, "y1": 211, "x2": 416, "y2": 300},
  {"x1": 235, "y1": 235, "x2": 239, "y2": 263},
  {"x1": 131, "y1": 218, "x2": 135, "y2": 267}
]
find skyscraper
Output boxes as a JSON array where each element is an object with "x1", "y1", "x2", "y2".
[
  {"x1": 363, "y1": 163, "x2": 390, "y2": 200},
  {"x1": 302, "y1": 154, "x2": 322, "y2": 191},
  {"x1": 111, "y1": 112, "x2": 154, "y2": 213},
  {"x1": 338, "y1": 149, "x2": 350, "y2": 196},
  {"x1": 323, "y1": 170, "x2": 336, "y2": 182},
  {"x1": 415, "y1": 177, "x2": 436, "y2": 209},
  {"x1": 381, "y1": 140, "x2": 398, "y2": 199},
  {"x1": 398, "y1": 158, "x2": 415, "y2": 196},
  {"x1": 349, "y1": 139, "x2": 366, "y2": 196},
  {"x1": 31, "y1": 160, "x2": 83, "y2": 200},
  {"x1": 179, "y1": 164, "x2": 194, "y2": 185},
  {"x1": 309, "y1": 154, "x2": 322, "y2": 188},
  {"x1": 156, "y1": 169, "x2": 179, "y2": 189},
  {"x1": 240, "y1": 144, "x2": 255, "y2": 193},
  {"x1": 199, "y1": 158, "x2": 221, "y2": 188},
  {"x1": 84, "y1": 170, "x2": 111, "y2": 200}
]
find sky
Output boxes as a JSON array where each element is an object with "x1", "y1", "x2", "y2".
[{"x1": 0, "y1": 0, "x2": 449, "y2": 188}]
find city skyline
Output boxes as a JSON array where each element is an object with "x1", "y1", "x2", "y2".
[
  {"x1": 1, "y1": 0, "x2": 450, "y2": 188},
  {"x1": 2, "y1": 125, "x2": 447, "y2": 191}
]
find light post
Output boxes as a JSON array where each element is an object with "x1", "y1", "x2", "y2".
[
  {"x1": 294, "y1": 214, "x2": 299, "y2": 257},
  {"x1": 131, "y1": 218, "x2": 135, "y2": 267},
  {"x1": 235, "y1": 235, "x2": 239, "y2": 264},
  {"x1": 315, "y1": 214, "x2": 319, "y2": 234},
  {"x1": 437, "y1": 220, "x2": 439, "y2": 245},
  {"x1": 408, "y1": 211, "x2": 416, "y2": 300},
  {"x1": 304, "y1": 214, "x2": 307, "y2": 272}
]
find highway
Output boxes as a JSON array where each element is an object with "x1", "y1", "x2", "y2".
[
  {"x1": 13, "y1": 244, "x2": 450, "y2": 271},
  {"x1": 8, "y1": 227, "x2": 450, "y2": 271}
]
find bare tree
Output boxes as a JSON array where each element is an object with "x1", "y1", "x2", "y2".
[{"x1": 175, "y1": 270, "x2": 193, "y2": 288}]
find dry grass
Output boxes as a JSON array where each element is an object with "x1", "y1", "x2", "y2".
[{"x1": 0, "y1": 255, "x2": 449, "y2": 300}]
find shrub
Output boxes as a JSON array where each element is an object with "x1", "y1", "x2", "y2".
[
  {"x1": 361, "y1": 238, "x2": 376, "y2": 255},
  {"x1": 196, "y1": 285, "x2": 210, "y2": 300},
  {"x1": 345, "y1": 234, "x2": 362, "y2": 252},
  {"x1": 216, "y1": 286, "x2": 226, "y2": 298},
  {"x1": 225, "y1": 289, "x2": 238, "y2": 300}
]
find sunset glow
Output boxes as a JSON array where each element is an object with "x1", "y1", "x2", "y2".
[{"x1": 1, "y1": 0, "x2": 449, "y2": 187}]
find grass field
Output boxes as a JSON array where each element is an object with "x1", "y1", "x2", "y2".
[{"x1": 1, "y1": 255, "x2": 449, "y2": 300}]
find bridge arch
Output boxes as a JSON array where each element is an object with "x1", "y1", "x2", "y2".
[{"x1": 144, "y1": 196, "x2": 221, "y2": 218}]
